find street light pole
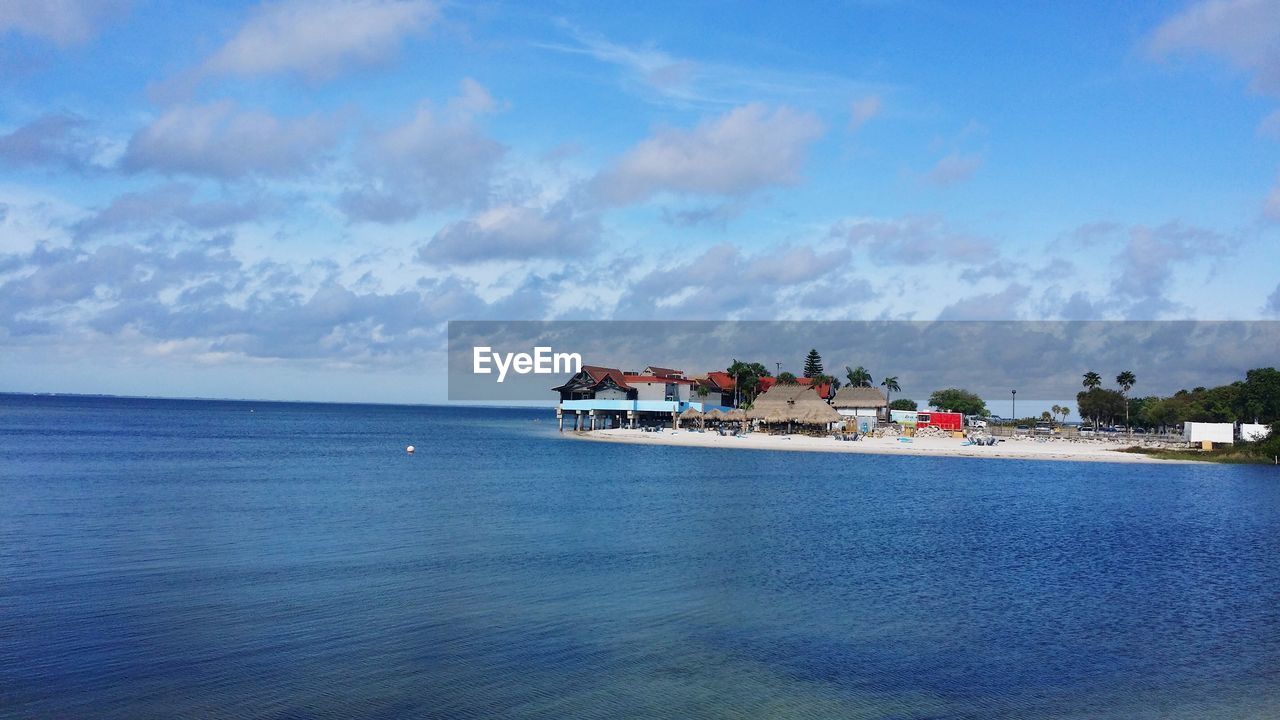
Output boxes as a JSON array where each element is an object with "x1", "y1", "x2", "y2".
[{"x1": 1011, "y1": 390, "x2": 1016, "y2": 425}]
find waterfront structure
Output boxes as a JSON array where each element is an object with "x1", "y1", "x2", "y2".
[
  {"x1": 746, "y1": 384, "x2": 840, "y2": 431},
  {"x1": 831, "y1": 386, "x2": 888, "y2": 432},
  {"x1": 552, "y1": 364, "x2": 735, "y2": 431},
  {"x1": 696, "y1": 371, "x2": 736, "y2": 407}
]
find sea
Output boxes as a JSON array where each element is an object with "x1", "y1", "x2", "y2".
[{"x1": 2, "y1": 394, "x2": 1279, "y2": 719}]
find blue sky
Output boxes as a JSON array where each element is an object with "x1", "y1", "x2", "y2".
[{"x1": 1, "y1": 0, "x2": 1278, "y2": 403}]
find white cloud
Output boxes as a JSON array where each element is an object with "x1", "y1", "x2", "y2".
[
  {"x1": 0, "y1": 0, "x2": 129, "y2": 46},
  {"x1": 203, "y1": 0, "x2": 438, "y2": 80},
  {"x1": 591, "y1": 103, "x2": 824, "y2": 205},
  {"x1": 936, "y1": 284, "x2": 1030, "y2": 320},
  {"x1": 417, "y1": 204, "x2": 598, "y2": 264},
  {"x1": 923, "y1": 152, "x2": 983, "y2": 186},
  {"x1": 122, "y1": 101, "x2": 341, "y2": 180},
  {"x1": 0, "y1": 114, "x2": 102, "y2": 170},
  {"x1": 342, "y1": 80, "x2": 505, "y2": 221},
  {"x1": 835, "y1": 215, "x2": 995, "y2": 266},
  {"x1": 1147, "y1": 0, "x2": 1280, "y2": 94},
  {"x1": 849, "y1": 95, "x2": 882, "y2": 130}
]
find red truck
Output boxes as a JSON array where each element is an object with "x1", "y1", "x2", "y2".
[{"x1": 916, "y1": 411, "x2": 963, "y2": 432}]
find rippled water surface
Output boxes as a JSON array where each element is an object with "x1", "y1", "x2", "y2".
[{"x1": 3, "y1": 395, "x2": 1279, "y2": 719}]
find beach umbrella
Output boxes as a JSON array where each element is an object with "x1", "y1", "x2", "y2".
[
  {"x1": 724, "y1": 409, "x2": 746, "y2": 423},
  {"x1": 705, "y1": 408, "x2": 726, "y2": 422},
  {"x1": 679, "y1": 406, "x2": 704, "y2": 428}
]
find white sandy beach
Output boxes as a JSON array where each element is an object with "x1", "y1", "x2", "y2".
[{"x1": 574, "y1": 428, "x2": 1195, "y2": 464}]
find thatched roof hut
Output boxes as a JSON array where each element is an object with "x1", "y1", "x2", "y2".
[
  {"x1": 724, "y1": 408, "x2": 747, "y2": 423},
  {"x1": 831, "y1": 386, "x2": 888, "y2": 409},
  {"x1": 705, "y1": 408, "x2": 726, "y2": 421},
  {"x1": 799, "y1": 403, "x2": 841, "y2": 424},
  {"x1": 745, "y1": 384, "x2": 838, "y2": 425},
  {"x1": 679, "y1": 406, "x2": 704, "y2": 424}
]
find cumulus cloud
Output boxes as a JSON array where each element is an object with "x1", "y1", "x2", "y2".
[
  {"x1": 923, "y1": 151, "x2": 983, "y2": 186},
  {"x1": 835, "y1": 215, "x2": 995, "y2": 266},
  {"x1": 0, "y1": 114, "x2": 101, "y2": 170},
  {"x1": 849, "y1": 95, "x2": 882, "y2": 130},
  {"x1": 1268, "y1": 283, "x2": 1280, "y2": 314},
  {"x1": 121, "y1": 101, "x2": 341, "y2": 179},
  {"x1": 613, "y1": 242, "x2": 849, "y2": 318},
  {"x1": 1147, "y1": 0, "x2": 1280, "y2": 94},
  {"x1": 202, "y1": 0, "x2": 438, "y2": 81},
  {"x1": 591, "y1": 103, "x2": 824, "y2": 205},
  {"x1": 0, "y1": 234, "x2": 543, "y2": 362},
  {"x1": 659, "y1": 200, "x2": 744, "y2": 228},
  {"x1": 935, "y1": 283, "x2": 1030, "y2": 320},
  {"x1": 417, "y1": 204, "x2": 598, "y2": 264},
  {"x1": 342, "y1": 80, "x2": 505, "y2": 222},
  {"x1": 1110, "y1": 222, "x2": 1226, "y2": 316},
  {"x1": 73, "y1": 184, "x2": 272, "y2": 238},
  {"x1": 0, "y1": 0, "x2": 129, "y2": 46}
]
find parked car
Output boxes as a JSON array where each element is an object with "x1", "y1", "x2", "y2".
[
  {"x1": 1034, "y1": 422, "x2": 1053, "y2": 435},
  {"x1": 967, "y1": 418, "x2": 988, "y2": 428},
  {"x1": 1015, "y1": 424, "x2": 1030, "y2": 433}
]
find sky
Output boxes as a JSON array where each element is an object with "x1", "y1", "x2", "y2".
[{"x1": 1, "y1": 0, "x2": 1278, "y2": 404}]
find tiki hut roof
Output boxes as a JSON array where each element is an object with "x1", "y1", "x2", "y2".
[
  {"x1": 798, "y1": 403, "x2": 841, "y2": 424},
  {"x1": 679, "y1": 407, "x2": 704, "y2": 420},
  {"x1": 831, "y1": 386, "x2": 888, "y2": 409},
  {"x1": 705, "y1": 408, "x2": 726, "y2": 420},
  {"x1": 724, "y1": 408, "x2": 747, "y2": 422},
  {"x1": 745, "y1": 384, "x2": 838, "y2": 424}
]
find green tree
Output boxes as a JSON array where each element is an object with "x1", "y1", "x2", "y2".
[
  {"x1": 927, "y1": 388, "x2": 989, "y2": 416},
  {"x1": 803, "y1": 349, "x2": 824, "y2": 378},
  {"x1": 889, "y1": 398, "x2": 918, "y2": 411},
  {"x1": 881, "y1": 376, "x2": 900, "y2": 408},
  {"x1": 777, "y1": 371, "x2": 798, "y2": 385},
  {"x1": 726, "y1": 360, "x2": 771, "y2": 404},
  {"x1": 812, "y1": 373, "x2": 837, "y2": 399},
  {"x1": 1237, "y1": 367, "x2": 1280, "y2": 423},
  {"x1": 1077, "y1": 387, "x2": 1125, "y2": 427},
  {"x1": 845, "y1": 365, "x2": 872, "y2": 387},
  {"x1": 1116, "y1": 370, "x2": 1136, "y2": 435},
  {"x1": 1081, "y1": 371, "x2": 1103, "y2": 427}
]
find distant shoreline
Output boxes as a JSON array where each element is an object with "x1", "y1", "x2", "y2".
[{"x1": 571, "y1": 428, "x2": 1200, "y2": 464}]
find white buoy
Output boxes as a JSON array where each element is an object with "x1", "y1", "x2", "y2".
[{"x1": 406, "y1": 445, "x2": 415, "y2": 454}]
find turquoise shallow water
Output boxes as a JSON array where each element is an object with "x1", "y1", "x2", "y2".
[{"x1": 2, "y1": 395, "x2": 1279, "y2": 719}]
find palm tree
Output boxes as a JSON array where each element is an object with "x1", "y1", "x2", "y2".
[
  {"x1": 881, "y1": 375, "x2": 900, "y2": 409},
  {"x1": 1082, "y1": 371, "x2": 1102, "y2": 429},
  {"x1": 1050, "y1": 404, "x2": 1063, "y2": 426},
  {"x1": 1059, "y1": 405, "x2": 1071, "y2": 424},
  {"x1": 845, "y1": 365, "x2": 872, "y2": 388},
  {"x1": 1116, "y1": 370, "x2": 1136, "y2": 437}
]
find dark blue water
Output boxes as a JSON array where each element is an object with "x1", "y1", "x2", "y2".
[{"x1": 2, "y1": 395, "x2": 1279, "y2": 719}]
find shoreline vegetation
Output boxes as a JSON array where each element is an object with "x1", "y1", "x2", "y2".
[{"x1": 1119, "y1": 445, "x2": 1280, "y2": 465}]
